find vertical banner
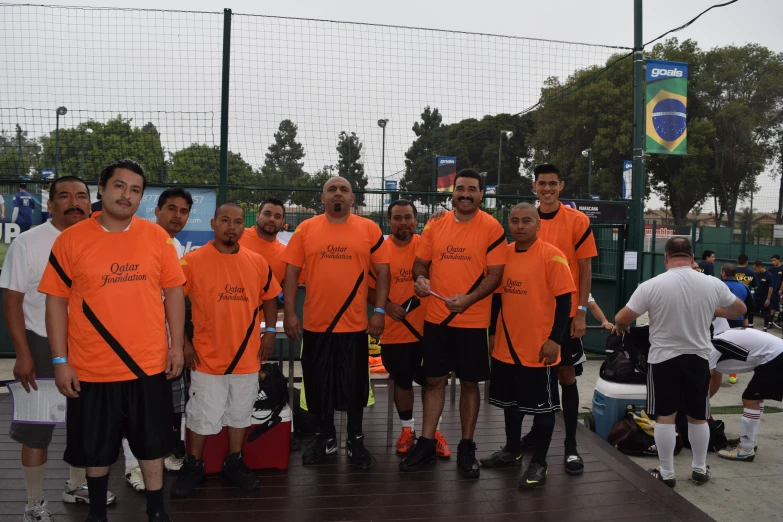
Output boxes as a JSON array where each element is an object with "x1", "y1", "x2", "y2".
[
  {"x1": 436, "y1": 156, "x2": 457, "y2": 192},
  {"x1": 135, "y1": 187, "x2": 217, "y2": 253},
  {"x1": 484, "y1": 185, "x2": 497, "y2": 209},
  {"x1": 645, "y1": 60, "x2": 688, "y2": 155},
  {"x1": 384, "y1": 179, "x2": 397, "y2": 205},
  {"x1": 622, "y1": 160, "x2": 633, "y2": 200}
]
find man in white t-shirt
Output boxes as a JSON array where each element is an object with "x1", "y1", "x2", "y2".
[
  {"x1": 709, "y1": 327, "x2": 783, "y2": 462},
  {"x1": 0, "y1": 176, "x2": 117, "y2": 520},
  {"x1": 122, "y1": 187, "x2": 193, "y2": 491},
  {"x1": 614, "y1": 237, "x2": 745, "y2": 488}
]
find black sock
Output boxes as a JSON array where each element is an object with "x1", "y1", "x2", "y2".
[
  {"x1": 317, "y1": 414, "x2": 337, "y2": 441},
  {"x1": 398, "y1": 409, "x2": 413, "y2": 421},
  {"x1": 561, "y1": 381, "x2": 579, "y2": 447},
  {"x1": 86, "y1": 474, "x2": 109, "y2": 518},
  {"x1": 347, "y1": 408, "x2": 364, "y2": 438},
  {"x1": 145, "y1": 487, "x2": 165, "y2": 516},
  {"x1": 504, "y1": 408, "x2": 523, "y2": 453},
  {"x1": 531, "y1": 413, "x2": 556, "y2": 465}
]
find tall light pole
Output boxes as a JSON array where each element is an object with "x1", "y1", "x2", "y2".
[
  {"x1": 378, "y1": 118, "x2": 389, "y2": 230},
  {"x1": 582, "y1": 148, "x2": 593, "y2": 197},
  {"x1": 80, "y1": 127, "x2": 93, "y2": 177},
  {"x1": 16, "y1": 124, "x2": 23, "y2": 177},
  {"x1": 497, "y1": 130, "x2": 513, "y2": 193},
  {"x1": 54, "y1": 106, "x2": 67, "y2": 177}
]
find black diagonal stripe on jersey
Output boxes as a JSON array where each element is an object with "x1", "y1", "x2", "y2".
[
  {"x1": 441, "y1": 274, "x2": 485, "y2": 326},
  {"x1": 711, "y1": 337, "x2": 750, "y2": 362},
  {"x1": 486, "y1": 233, "x2": 506, "y2": 255},
  {"x1": 574, "y1": 226, "x2": 593, "y2": 251},
  {"x1": 82, "y1": 300, "x2": 146, "y2": 378},
  {"x1": 400, "y1": 317, "x2": 424, "y2": 342},
  {"x1": 48, "y1": 252, "x2": 72, "y2": 288},
  {"x1": 500, "y1": 310, "x2": 523, "y2": 366},
  {"x1": 325, "y1": 272, "x2": 365, "y2": 334},
  {"x1": 225, "y1": 305, "x2": 262, "y2": 375},
  {"x1": 262, "y1": 265, "x2": 273, "y2": 293},
  {"x1": 370, "y1": 235, "x2": 385, "y2": 254},
  {"x1": 369, "y1": 270, "x2": 377, "y2": 281}
]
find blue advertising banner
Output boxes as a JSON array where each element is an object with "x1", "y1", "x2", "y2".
[{"x1": 135, "y1": 187, "x2": 217, "y2": 254}]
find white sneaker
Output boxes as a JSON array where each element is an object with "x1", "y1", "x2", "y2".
[
  {"x1": 23, "y1": 499, "x2": 53, "y2": 522},
  {"x1": 164, "y1": 453, "x2": 185, "y2": 472},
  {"x1": 125, "y1": 466, "x2": 146, "y2": 492},
  {"x1": 62, "y1": 480, "x2": 116, "y2": 505}
]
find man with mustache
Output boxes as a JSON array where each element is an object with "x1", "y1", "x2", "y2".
[
  {"x1": 122, "y1": 187, "x2": 193, "y2": 492},
  {"x1": 402, "y1": 169, "x2": 506, "y2": 478},
  {"x1": 39, "y1": 160, "x2": 185, "y2": 522},
  {"x1": 239, "y1": 198, "x2": 287, "y2": 285},
  {"x1": 1, "y1": 176, "x2": 117, "y2": 521},
  {"x1": 283, "y1": 176, "x2": 390, "y2": 469},
  {"x1": 367, "y1": 200, "x2": 450, "y2": 457},
  {"x1": 171, "y1": 202, "x2": 281, "y2": 497}
]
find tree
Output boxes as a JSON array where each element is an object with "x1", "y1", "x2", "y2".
[
  {"x1": 259, "y1": 119, "x2": 307, "y2": 202},
  {"x1": 0, "y1": 124, "x2": 41, "y2": 178},
  {"x1": 336, "y1": 131, "x2": 368, "y2": 206},
  {"x1": 290, "y1": 167, "x2": 333, "y2": 212},
  {"x1": 168, "y1": 144, "x2": 258, "y2": 188}
]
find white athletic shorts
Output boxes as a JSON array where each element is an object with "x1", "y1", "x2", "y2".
[{"x1": 186, "y1": 371, "x2": 259, "y2": 435}]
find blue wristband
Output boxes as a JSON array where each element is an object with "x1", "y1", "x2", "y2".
[
  {"x1": 52, "y1": 357, "x2": 67, "y2": 364},
  {"x1": 374, "y1": 307, "x2": 386, "y2": 315},
  {"x1": 577, "y1": 306, "x2": 587, "y2": 312},
  {"x1": 264, "y1": 327, "x2": 276, "y2": 333}
]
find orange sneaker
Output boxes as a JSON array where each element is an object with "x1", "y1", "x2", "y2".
[
  {"x1": 396, "y1": 427, "x2": 416, "y2": 454},
  {"x1": 434, "y1": 430, "x2": 451, "y2": 458}
]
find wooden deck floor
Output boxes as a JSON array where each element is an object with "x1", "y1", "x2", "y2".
[{"x1": 0, "y1": 389, "x2": 714, "y2": 522}]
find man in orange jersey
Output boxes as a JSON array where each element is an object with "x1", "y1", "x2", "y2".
[
  {"x1": 170, "y1": 202, "x2": 281, "y2": 498},
  {"x1": 283, "y1": 176, "x2": 390, "y2": 469},
  {"x1": 39, "y1": 160, "x2": 185, "y2": 522},
  {"x1": 518, "y1": 163, "x2": 597, "y2": 476},
  {"x1": 480, "y1": 203, "x2": 575, "y2": 488},
  {"x1": 367, "y1": 200, "x2": 451, "y2": 457},
  {"x1": 401, "y1": 169, "x2": 506, "y2": 478},
  {"x1": 239, "y1": 197, "x2": 287, "y2": 284}
]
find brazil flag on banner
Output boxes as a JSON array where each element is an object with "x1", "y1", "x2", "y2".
[{"x1": 646, "y1": 60, "x2": 688, "y2": 155}]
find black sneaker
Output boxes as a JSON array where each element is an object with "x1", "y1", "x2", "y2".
[
  {"x1": 564, "y1": 442, "x2": 584, "y2": 475},
  {"x1": 518, "y1": 461, "x2": 547, "y2": 488},
  {"x1": 302, "y1": 437, "x2": 337, "y2": 465},
  {"x1": 399, "y1": 437, "x2": 437, "y2": 472},
  {"x1": 649, "y1": 466, "x2": 676, "y2": 488},
  {"x1": 169, "y1": 455, "x2": 205, "y2": 498},
  {"x1": 479, "y1": 446, "x2": 523, "y2": 468},
  {"x1": 347, "y1": 433, "x2": 372, "y2": 470},
  {"x1": 221, "y1": 451, "x2": 260, "y2": 489},
  {"x1": 457, "y1": 439, "x2": 480, "y2": 478},
  {"x1": 148, "y1": 512, "x2": 172, "y2": 522},
  {"x1": 172, "y1": 439, "x2": 186, "y2": 459},
  {"x1": 691, "y1": 466, "x2": 710, "y2": 485}
]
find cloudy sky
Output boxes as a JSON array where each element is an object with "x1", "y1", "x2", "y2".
[{"x1": 1, "y1": 0, "x2": 780, "y2": 210}]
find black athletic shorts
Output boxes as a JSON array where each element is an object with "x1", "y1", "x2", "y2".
[
  {"x1": 647, "y1": 354, "x2": 710, "y2": 420},
  {"x1": 65, "y1": 372, "x2": 173, "y2": 467},
  {"x1": 422, "y1": 321, "x2": 490, "y2": 382},
  {"x1": 488, "y1": 358, "x2": 561, "y2": 414},
  {"x1": 559, "y1": 318, "x2": 586, "y2": 367},
  {"x1": 742, "y1": 352, "x2": 783, "y2": 402},
  {"x1": 381, "y1": 342, "x2": 425, "y2": 390},
  {"x1": 301, "y1": 330, "x2": 369, "y2": 416},
  {"x1": 9, "y1": 330, "x2": 56, "y2": 449}
]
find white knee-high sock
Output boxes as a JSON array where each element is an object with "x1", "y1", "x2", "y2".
[
  {"x1": 740, "y1": 408, "x2": 761, "y2": 451},
  {"x1": 688, "y1": 421, "x2": 710, "y2": 473},
  {"x1": 23, "y1": 463, "x2": 45, "y2": 505},
  {"x1": 122, "y1": 438, "x2": 138, "y2": 472},
  {"x1": 654, "y1": 423, "x2": 677, "y2": 478}
]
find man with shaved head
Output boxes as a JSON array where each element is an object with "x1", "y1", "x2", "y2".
[
  {"x1": 283, "y1": 176, "x2": 391, "y2": 469},
  {"x1": 480, "y1": 203, "x2": 574, "y2": 488}
]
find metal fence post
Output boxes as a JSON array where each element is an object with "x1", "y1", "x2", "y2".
[
  {"x1": 615, "y1": 224, "x2": 626, "y2": 312},
  {"x1": 650, "y1": 220, "x2": 656, "y2": 279},
  {"x1": 691, "y1": 220, "x2": 697, "y2": 247},
  {"x1": 218, "y1": 8, "x2": 232, "y2": 203}
]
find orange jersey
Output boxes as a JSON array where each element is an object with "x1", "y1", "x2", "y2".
[
  {"x1": 417, "y1": 210, "x2": 507, "y2": 328},
  {"x1": 538, "y1": 202, "x2": 597, "y2": 316},
  {"x1": 38, "y1": 217, "x2": 185, "y2": 382},
  {"x1": 493, "y1": 240, "x2": 576, "y2": 367},
  {"x1": 238, "y1": 227, "x2": 287, "y2": 284},
  {"x1": 369, "y1": 235, "x2": 426, "y2": 344},
  {"x1": 282, "y1": 214, "x2": 389, "y2": 333},
  {"x1": 181, "y1": 242, "x2": 281, "y2": 375}
]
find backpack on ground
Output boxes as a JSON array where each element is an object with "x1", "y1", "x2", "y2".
[
  {"x1": 248, "y1": 363, "x2": 287, "y2": 442},
  {"x1": 674, "y1": 411, "x2": 729, "y2": 452},
  {"x1": 607, "y1": 410, "x2": 683, "y2": 457}
]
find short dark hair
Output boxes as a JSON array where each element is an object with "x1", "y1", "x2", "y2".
[
  {"x1": 388, "y1": 199, "x2": 417, "y2": 220},
  {"x1": 98, "y1": 159, "x2": 147, "y2": 191},
  {"x1": 702, "y1": 250, "x2": 715, "y2": 260},
  {"x1": 214, "y1": 201, "x2": 243, "y2": 219},
  {"x1": 157, "y1": 187, "x2": 193, "y2": 210},
  {"x1": 738, "y1": 254, "x2": 749, "y2": 265},
  {"x1": 258, "y1": 197, "x2": 286, "y2": 217},
  {"x1": 454, "y1": 168, "x2": 483, "y2": 190},
  {"x1": 533, "y1": 163, "x2": 560, "y2": 181},
  {"x1": 19, "y1": 183, "x2": 27, "y2": 190},
  {"x1": 49, "y1": 176, "x2": 90, "y2": 200},
  {"x1": 665, "y1": 237, "x2": 692, "y2": 259},
  {"x1": 722, "y1": 263, "x2": 737, "y2": 277},
  {"x1": 754, "y1": 260, "x2": 765, "y2": 268},
  {"x1": 773, "y1": 254, "x2": 781, "y2": 261}
]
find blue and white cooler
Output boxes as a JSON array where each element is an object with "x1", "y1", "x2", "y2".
[{"x1": 591, "y1": 377, "x2": 647, "y2": 440}]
